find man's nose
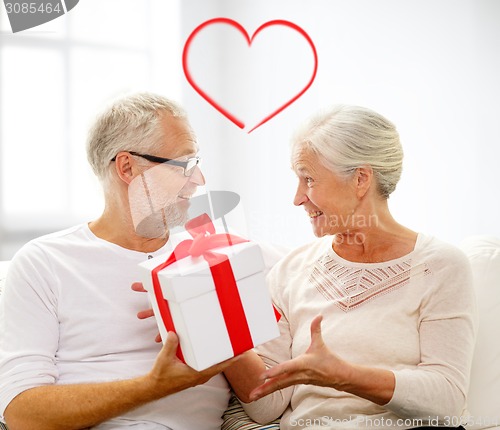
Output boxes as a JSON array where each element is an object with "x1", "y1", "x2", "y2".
[{"x1": 189, "y1": 166, "x2": 205, "y2": 186}]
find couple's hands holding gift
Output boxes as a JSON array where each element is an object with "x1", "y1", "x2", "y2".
[
  {"x1": 132, "y1": 281, "x2": 273, "y2": 403},
  {"x1": 133, "y1": 283, "x2": 366, "y2": 404},
  {"x1": 134, "y1": 281, "x2": 394, "y2": 405},
  {"x1": 133, "y1": 283, "x2": 344, "y2": 400}
]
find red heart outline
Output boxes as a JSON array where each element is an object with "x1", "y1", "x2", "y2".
[{"x1": 182, "y1": 18, "x2": 318, "y2": 133}]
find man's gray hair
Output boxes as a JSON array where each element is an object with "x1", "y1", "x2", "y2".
[
  {"x1": 291, "y1": 105, "x2": 403, "y2": 198},
  {"x1": 86, "y1": 92, "x2": 187, "y2": 184}
]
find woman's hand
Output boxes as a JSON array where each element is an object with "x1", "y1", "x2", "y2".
[
  {"x1": 249, "y1": 315, "x2": 351, "y2": 401},
  {"x1": 249, "y1": 315, "x2": 395, "y2": 405},
  {"x1": 131, "y1": 282, "x2": 162, "y2": 343}
]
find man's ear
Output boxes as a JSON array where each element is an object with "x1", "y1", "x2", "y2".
[
  {"x1": 114, "y1": 152, "x2": 137, "y2": 185},
  {"x1": 355, "y1": 166, "x2": 373, "y2": 199}
]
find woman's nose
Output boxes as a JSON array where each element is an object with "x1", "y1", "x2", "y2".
[{"x1": 293, "y1": 184, "x2": 308, "y2": 206}]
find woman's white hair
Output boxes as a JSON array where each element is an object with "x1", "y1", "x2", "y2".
[
  {"x1": 86, "y1": 92, "x2": 187, "y2": 186},
  {"x1": 291, "y1": 105, "x2": 403, "y2": 198}
]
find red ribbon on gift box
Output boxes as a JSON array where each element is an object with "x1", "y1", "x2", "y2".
[{"x1": 151, "y1": 213, "x2": 270, "y2": 364}]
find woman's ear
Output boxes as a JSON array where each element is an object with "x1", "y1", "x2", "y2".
[
  {"x1": 355, "y1": 166, "x2": 373, "y2": 199},
  {"x1": 114, "y1": 152, "x2": 136, "y2": 185}
]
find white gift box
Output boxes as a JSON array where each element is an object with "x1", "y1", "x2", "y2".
[{"x1": 138, "y1": 240, "x2": 280, "y2": 371}]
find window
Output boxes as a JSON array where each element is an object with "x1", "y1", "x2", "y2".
[{"x1": 0, "y1": 0, "x2": 181, "y2": 259}]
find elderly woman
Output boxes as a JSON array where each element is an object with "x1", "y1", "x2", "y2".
[{"x1": 226, "y1": 105, "x2": 476, "y2": 429}]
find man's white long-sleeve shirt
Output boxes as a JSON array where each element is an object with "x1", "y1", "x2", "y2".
[{"x1": 0, "y1": 223, "x2": 230, "y2": 429}]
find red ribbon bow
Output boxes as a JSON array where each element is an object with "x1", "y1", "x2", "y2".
[{"x1": 151, "y1": 214, "x2": 254, "y2": 363}]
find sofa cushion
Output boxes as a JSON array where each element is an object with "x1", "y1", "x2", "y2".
[
  {"x1": 221, "y1": 393, "x2": 280, "y2": 430},
  {"x1": 460, "y1": 236, "x2": 500, "y2": 429},
  {"x1": 0, "y1": 261, "x2": 8, "y2": 296}
]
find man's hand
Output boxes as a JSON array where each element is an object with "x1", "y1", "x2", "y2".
[
  {"x1": 4, "y1": 320, "x2": 235, "y2": 430},
  {"x1": 5, "y1": 281, "x2": 237, "y2": 430},
  {"x1": 146, "y1": 330, "x2": 237, "y2": 397},
  {"x1": 131, "y1": 281, "x2": 237, "y2": 387}
]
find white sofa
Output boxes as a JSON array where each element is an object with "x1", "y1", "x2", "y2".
[
  {"x1": 0, "y1": 236, "x2": 499, "y2": 429},
  {"x1": 459, "y1": 236, "x2": 500, "y2": 430}
]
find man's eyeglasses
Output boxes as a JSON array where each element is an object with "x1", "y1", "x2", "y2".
[{"x1": 111, "y1": 151, "x2": 201, "y2": 177}]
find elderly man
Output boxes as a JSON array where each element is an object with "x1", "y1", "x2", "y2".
[{"x1": 0, "y1": 93, "x2": 236, "y2": 429}]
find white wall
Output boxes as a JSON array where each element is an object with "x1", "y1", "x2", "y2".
[
  {"x1": 180, "y1": 0, "x2": 500, "y2": 249},
  {"x1": 1, "y1": 0, "x2": 499, "y2": 258}
]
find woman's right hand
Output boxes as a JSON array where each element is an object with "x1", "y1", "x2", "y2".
[{"x1": 249, "y1": 315, "x2": 395, "y2": 406}]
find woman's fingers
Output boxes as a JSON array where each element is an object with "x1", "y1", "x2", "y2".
[
  {"x1": 262, "y1": 359, "x2": 297, "y2": 379},
  {"x1": 249, "y1": 357, "x2": 305, "y2": 400},
  {"x1": 308, "y1": 314, "x2": 325, "y2": 350},
  {"x1": 249, "y1": 315, "x2": 328, "y2": 401},
  {"x1": 310, "y1": 314, "x2": 323, "y2": 336},
  {"x1": 249, "y1": 374, "x2": 291, "y2": 400}
]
